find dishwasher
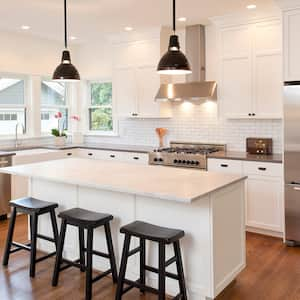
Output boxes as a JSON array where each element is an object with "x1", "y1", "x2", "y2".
[{"x1": 0, "y1": 156, "x2": 12, "y2": 220}]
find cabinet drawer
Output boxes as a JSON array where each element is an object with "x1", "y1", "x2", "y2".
[
  {"x1": 207, "y1": 159, "x2": 243, "y2": 174},
  {"x1": 122, "y1": 152, "x2": 148, "y2": 164},
  {"x1": 243, "y1": 161, "x2": 282, "y2": 177}
]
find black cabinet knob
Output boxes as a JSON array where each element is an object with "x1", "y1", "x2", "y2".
[
  {"x1": 88, "y1": 153, "x2": 93, "y2": 156},
  {"x1": 133, "y1": 157, "x2": 139, "y2": 160},
  {"x1": 110, "y1": 155, "x2": 115, "y2": 158},
  {"x1": 67, "y1": 153, "x2": 72, "y2": 156}
]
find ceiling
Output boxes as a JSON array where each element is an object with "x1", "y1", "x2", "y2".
[{"x1": 0, "y1": 0, "x2": 279, "y2": 43}]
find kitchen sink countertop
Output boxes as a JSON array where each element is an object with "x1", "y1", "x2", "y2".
[
  {"x1": 208, "y1": 151, "x2": 282, "y2": 163},
  {"x1": 0, "y1": 143, "x2": 155, "y2": 154}
]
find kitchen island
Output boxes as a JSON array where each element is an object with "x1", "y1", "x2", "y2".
[{"x1": 1, "y1": 158, "x2": 247, "y2": 300}]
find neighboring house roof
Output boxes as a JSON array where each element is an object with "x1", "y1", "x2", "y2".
[
  {"x1": 42, "y1": 81, "x2": 65, "y2": 97},
  {"x1": 0, "y1": 79, "x2": 21, "y2": 92}
]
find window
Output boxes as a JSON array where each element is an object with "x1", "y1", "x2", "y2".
[
  {"x1": 41, "y1": 80, "x2": 68, "y2": 133},
  {"x1": 88, "y1": 82, "x2": 113, "y2": 132},
  {"x1": 0, "y1": 77, "x2": 26, "y2": 135}
]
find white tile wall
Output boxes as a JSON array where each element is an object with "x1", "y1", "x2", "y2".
[{"x1": 85, "y1": 101, "x2": 283, "y2": 153}]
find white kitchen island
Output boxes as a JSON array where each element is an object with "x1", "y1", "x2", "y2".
[{"x1": 1, "y1": 158, "x2": 247, "y2": 300}]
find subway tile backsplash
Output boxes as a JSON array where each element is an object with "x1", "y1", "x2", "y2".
[{"x1": 85, "y1": 101, "x2": 283, "y2": 153}]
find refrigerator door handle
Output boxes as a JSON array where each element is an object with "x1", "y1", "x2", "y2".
[{"x1": 287, "y1": 183, "x2": 300, "y2": 190}]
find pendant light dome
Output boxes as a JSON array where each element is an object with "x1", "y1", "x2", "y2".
[
  {"x1": 52, "y1": 0, "x2": 80, "y2": 81},
  {"x1": 157, "y1": 0, "x2": 192, "y2": 75}
]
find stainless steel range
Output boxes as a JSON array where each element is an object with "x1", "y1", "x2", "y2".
[{"x1": 149, "y1": 142, "x2": 226, "y2": 170}]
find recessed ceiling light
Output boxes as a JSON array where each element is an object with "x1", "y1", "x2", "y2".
[
  {"x1": 247, "y1": 4, "x2": 257, "y2": 9},
  {"x1": 21, "y1": 25, "x2": 30, "y2": 30},
  {"x1": 124, "y1": 26, "x2": 133, "y2": 31},
  {"x1": 178, "y1": 17, "x2": 187, "y2": 22},
  {"x1": 69, "y1": 36, "x2": 77, "y2": 40}
]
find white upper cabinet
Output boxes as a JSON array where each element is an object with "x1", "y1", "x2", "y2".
[
  {"x1": 219, "y1": 19, "x2": 283, "y2": 119},
  {"x1": 113, "y1": 39, "x2": 172, "y2": 118},
  {"x1": 283, "y1": 9, "x2": 300, "y2": 81}
]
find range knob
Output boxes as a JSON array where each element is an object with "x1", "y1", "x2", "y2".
[
  {"x1": 178, "y1": 160, "x2": 182, "y2": 163},
  {"x1": 195, "y1": 161, "x2": 200, "y2": 165},
  {"x1": 186, "y1": 160, "x2": 191, "y2": 164},
  {"x1": 174, "y1": 159, "x2": 178, "y2": 163},
  {"x1": 191, "y1": 161, "x2": 195, "y2": 165},
  {"x1": 159, "y1": 158, "x2": 163, "y2": 162},
  {"x1": 182, "y1": 160, "x2": 186, "y2": 164},
  {"x1": 154, "y1": 158, "x2": 158, "y2": 162}
]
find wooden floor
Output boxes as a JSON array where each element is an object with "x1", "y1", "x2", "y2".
[{"x1": 1, "y1": 215, "x2": 300, "y2": 300}]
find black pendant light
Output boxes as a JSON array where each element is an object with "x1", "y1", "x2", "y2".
[
  {"x1": 157, "y1": 0, "x2": 191, "y2": 75},
  {"x1": 53, "y1": 0, "x2": 80, "y2": 81}
]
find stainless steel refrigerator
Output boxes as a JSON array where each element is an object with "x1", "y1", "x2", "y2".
[{"x1": 284, "y1": 81, "x2": 300, "y2": 245}]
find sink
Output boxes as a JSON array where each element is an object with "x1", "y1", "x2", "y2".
[{"x1": 13, "y1": 148, "x2": 58, "y2": 156}]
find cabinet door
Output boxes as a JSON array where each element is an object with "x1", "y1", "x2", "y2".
[
  {"x1": 114, "y1": 67, "x2": 137, "y2": 117},
  {"x1": 221, "y1": 58, "x2": 252, "y2": 118},
  {"x1": 284, "y1": 9, "x2": 300, "y2": 81},
  {"x1": 253, "y1": 21, "x2": 283, "y2": 118},
  {"x1": 121, "y1": 152, "x2": 149, "y2": 165},
  {"x1": 136, "y1": 66, "x2": 171, "y2": 118},
  {"x1": 207, "y1": 159, "x2": 243, "y2": 174},
  {"x1": 246, "y1": 175, "x2": 283, "y2": 232}
]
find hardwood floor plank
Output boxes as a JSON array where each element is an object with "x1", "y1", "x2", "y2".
[{"x1": 1, "y1": 215, "x2": 300, "y2": 299}]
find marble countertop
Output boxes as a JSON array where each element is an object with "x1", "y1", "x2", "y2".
[
  {"x1": 1, "y1": 158, "x2": 246, "y2": 203},
  {"x1": 208, "y1": 151, "x2": 282, "y2": 163}
]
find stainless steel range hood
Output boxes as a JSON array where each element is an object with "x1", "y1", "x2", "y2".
[{"x1": 156, "y1": 25, "x2": 217, "y2": 101}]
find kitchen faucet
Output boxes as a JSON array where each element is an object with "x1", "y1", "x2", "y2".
[{"x1": 15, "y1": 123, "x2": 25, "y2": 148}]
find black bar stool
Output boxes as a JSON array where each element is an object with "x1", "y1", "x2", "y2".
[
  {"x1": 115, "y1": 221, "x2": 187, "y2": 300},
  {"x1": 2, "y1": 197, "x2": 59, "y2": 278},
  {"x1": 52, "y1": 208, "x2": 118, "y2": 300}
]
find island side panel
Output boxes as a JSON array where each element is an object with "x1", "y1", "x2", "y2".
[
  {"x1": 211, "y1": 181, "x2": 246, "y2": 298},
  {"x1": 135, "y1": 194, "x2": 213, "y2": 300},
  {"x1": 77, "y1": 186, "x2": 136, "y2": 275},
  {"x1": 30, "y1": 178, "x2": 79, "y2": 259}
]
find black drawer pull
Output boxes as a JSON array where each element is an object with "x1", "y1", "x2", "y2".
[
  {"x1": 67, "y1": 153, "x2": 72, "y2": 156},
  {"x1": 110, "y1": 155, "x2": 115, "y2": 158},
  {"x1": 88, "y1": 153, "x2": 93, "y2": 156},
  {"x1": 220, "y1": 164, "x2": 229, "y2": 168},
  {"x1": 133, "y1": 157, "x2": 139, "y2": 160},
  {"x1": 258, "y1": 167, "x2": 267, "y2": 171}
]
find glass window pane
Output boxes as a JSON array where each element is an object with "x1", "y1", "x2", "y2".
[
  {"x1": 91, "y1": 82, "x2": 112, "y2": 106},
  {"x1": 0, "y1": 108, "x2": 26, "y2": 135},
  {"x1": 0, "y1": 78, "x2": 24, "y2": 105},
  {"x1": 41, "y1": 80, "x2": 66, "y2": 106},
  {"x1": 41, "y1": 108, "x2": 68, "y2": 133},
  {"x1": 89, "y1": 107, "x2": 113, "y2": 131}
]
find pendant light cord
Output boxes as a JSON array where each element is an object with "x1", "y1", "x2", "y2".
[
  {"x1": 64, "y1": 0, "x2": 68, "y2": 49},
  {"x1": 172, "y1": 0, "x2": 176, "y2": 33}
]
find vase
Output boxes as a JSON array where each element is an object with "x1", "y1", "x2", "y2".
[{"x1": 54, "y1": 136, "x2": 66, "y2": 146}]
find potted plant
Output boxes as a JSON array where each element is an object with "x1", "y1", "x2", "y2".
[{"x1": 51, "y1": 112, "x2": 67, "y2": 146}]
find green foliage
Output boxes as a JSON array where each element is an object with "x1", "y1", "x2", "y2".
[
  {"x1": 90, "y1": 108, "x2": 113, "y2": 131},
  {"x1": 91, "y1": 82, "x2": 112, "y2": 106},
  {"x1": 51, "y1": 128, "x2": 67, "y2": 137}
]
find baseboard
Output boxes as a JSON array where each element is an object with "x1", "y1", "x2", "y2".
[{"x1": 246, "y1": 226, "x2": 283, "y2": 239}]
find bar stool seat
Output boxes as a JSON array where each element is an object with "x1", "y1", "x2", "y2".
[
  {"x1": 120, "y1": 221, "x2": 184, "y2": 244},
  {"x1": 52, "y1": 207, "x2": 118, "y2": 300},
  {"x1": 59, "y1": 208, "x2": 113, "y2": 227},
  {"x1": 2, "y1": 197, "x2": 59, "y2": 278},
  {"x1": 116, "y1": 221, "x2": 188, "y2": 300},
  {"x1": 10, "y1": 197, "x2": 58, "y2": 213}
]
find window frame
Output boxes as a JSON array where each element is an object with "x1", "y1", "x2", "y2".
[
  {"x1": 40, "y1": 78, "x2": 70, "y2": 135},
  {"x1": 86, "y1": 79, "x2": 118, "y2": 136},
  {"x1": 0, "y1": 73, "x2": 29, "y2": 137}
]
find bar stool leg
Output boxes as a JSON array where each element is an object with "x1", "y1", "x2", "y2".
[
  {"x1": 158, "y1": 242, "x2": 166, "y2": 300},
  {"x1": 29, "y1": 213, "x2": 38, "y2": 278},
  {"x1": 50, "y1": 209, "x2": 59, "y2": 249},
  {"x1": 2, "y1": 207, "x2": 17, "y2": 266},
  {"x1": 139, "y1": 238, "x2": 146, "y2": 294},
  {"x1": 174, "y1": 241, "x2": 187, "y2": 300},
  {"x1": 86, "y1": 228, "x2": 94, "y2": 300},
  {"x1": 52, "y1": 220, "x2": 67, "y2": 286},
  {"x1": 79, "y1": 227, "x2": 85, "y2": 272},
  {"x1": 104, "y1": 223, "x2": 118, "y2": 283},
  {"x1": 115, "y1": 234, "x2": 131, "y2": 300}
]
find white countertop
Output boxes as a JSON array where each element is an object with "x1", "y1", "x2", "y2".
[{"x1": 1, "y1": 158, "x2": 246, "y2": 203}]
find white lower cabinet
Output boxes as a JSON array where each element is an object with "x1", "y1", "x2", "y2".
[{"x1": 207, "y1": 158, "x2": 283, "y2": 235}]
